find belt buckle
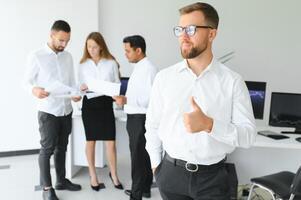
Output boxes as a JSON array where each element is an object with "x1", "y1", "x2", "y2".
[{"x1": 185, "y1": 162, "x2": 198, "y2": 172}]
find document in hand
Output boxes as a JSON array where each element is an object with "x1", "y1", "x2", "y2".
[
  {"x1": 45, "y1": 81, "x2": 79, "y2": 98},
  {"x1": 86, "y1": 79, "x2": 121, "y2": 97}
]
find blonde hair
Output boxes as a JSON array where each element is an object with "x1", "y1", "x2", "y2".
[{"x1": 80, "y1": 32, "x2": 119, "y2": 66}]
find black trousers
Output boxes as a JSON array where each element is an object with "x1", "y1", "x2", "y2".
[
  {"x1": 126, "y1": 114, "x2": 153, "y2": 200},
  {"x1": 38, "y1": 111, "x2": 72, "y2": 187},
  {"x1": 155, "y1": 154, "x2": 231, "y2": 200}
]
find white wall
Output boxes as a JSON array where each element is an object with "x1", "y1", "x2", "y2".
[
  {"x1": 2, "y1": 0, "x2": 301, "y2": 151},
  {"x1": 0, "y1": 0, "x2": 99, "y2": 152},
  {"x1": 99, "y1": 0, "x2": 301, "y2": 127}
]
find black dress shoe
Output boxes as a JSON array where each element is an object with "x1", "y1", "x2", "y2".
[
  {"x1": 42, "y1": 188, "x2": 59, "y2": 200},
  {"x1": 91, "y1": 183, "x2": 106, "y2": 191},
  {"x1": 55, "y1": 178, "x2": 81, "y2": 191},
  {"x1": 124, "y1": 189, "x2": 151, "y2": 198},
  {"x1": 109, "y1": 172, "x2": 124, "y2": 190}
]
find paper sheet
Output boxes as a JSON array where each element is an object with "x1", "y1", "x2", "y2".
[
  {"x1": 87, "y1": 79, "x2": 120, "y2": 97},
  {"x1": 45, "y1": 81, "x2": 79, "y2": 98}
]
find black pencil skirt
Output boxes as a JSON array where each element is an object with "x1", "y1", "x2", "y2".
[{"x1": 82, "y1": 96, "x2": 116, "y2": 141}]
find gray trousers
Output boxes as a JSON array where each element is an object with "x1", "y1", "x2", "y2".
[
  {"x1": 155, "y1": 154, "x2": 231, "y2": 200},
  {"x1": 38, "y1": 111, "x2": 72, "y2": 187}
]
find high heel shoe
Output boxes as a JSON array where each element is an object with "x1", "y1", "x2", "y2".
[
  {"x1": 109, "y1": 172, "x2": 124, "y2": 190},
  {"x1": 91, "y1": 184, "x2": 100, "y2": 191},
  {"x1": 91, "y1": 183, "x2": 105, "y2": 191}
]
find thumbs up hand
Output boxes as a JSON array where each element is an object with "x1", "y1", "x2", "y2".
[{"x1": 183, "y1": 97, "x2": 213, "y2": 133}]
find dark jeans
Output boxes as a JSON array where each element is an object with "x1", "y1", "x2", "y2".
[
  {"x1": 38, "y1": 111, "x2": 72, "y2": 187},
  {"x1": 126, "y1": 114, "x2": 153, "y2": 200},
  {"x1": 155, "y1": 154, "x2": 231, "y2": 200}
]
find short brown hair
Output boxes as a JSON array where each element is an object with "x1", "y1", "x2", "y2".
[{"x1": 179, "y1": 2, "x2": 219, "y2": 29}]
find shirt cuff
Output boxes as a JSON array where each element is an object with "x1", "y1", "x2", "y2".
[
  {"x1": 210, "y1": 119, "x2": 228, "y2": 139},
  {"x1": 149, "y1": 152, "x2": 162, "y2": 169},
  {"x1": 27, "y1": 85, "x2": 36, "y2": 95}
]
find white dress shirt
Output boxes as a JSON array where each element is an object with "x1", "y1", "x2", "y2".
[
  {"x1": 23, "y1": 44, "x2": 75, "y2": 117},
  {"x1": 145, "y1": 58, "x2": 256, "y2": 168},
  {"x1": 78, "y1": 59, "x2": 120, "y2": 99},
  {"x1": 124, "y1": 57, "x2": 158, "y2": 114}
]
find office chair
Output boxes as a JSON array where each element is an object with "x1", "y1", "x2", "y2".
[{"x1": 247, "y1": 166, "x2": 301, "y2": 200}]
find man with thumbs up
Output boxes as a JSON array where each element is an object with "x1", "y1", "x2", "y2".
[
  {"x1": 145, "y1": 2, "x2": 256, "y2": 200},
  {"x1": 183, "y1": 96, "x2": 214, "y2": 133}
]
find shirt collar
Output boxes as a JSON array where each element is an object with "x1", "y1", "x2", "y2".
[
  {"x1": 177, "y1": 57, "x2": 217, "y2": 76},
  {"x1": 135, "y1": 56, "x2": 148, "y2": 66},
  {"x1": 88, "y1": 58, "x2": 101, "y2": 65},
  {"x1": 44, "y1": 43, "x2": 64, "y2": 55}
]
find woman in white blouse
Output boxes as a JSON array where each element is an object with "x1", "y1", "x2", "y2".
[{"x1": 78, "y1": 32, "x2": 123, "y2": 191}]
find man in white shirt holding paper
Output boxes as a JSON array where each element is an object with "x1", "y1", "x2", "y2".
[
  {"x1": 145, "y1": 2, "x2": 256, "y2": 200},
  {"x1": 113, "y1": 35, "x2": 157, "y2": 200},
  {"x1": 24, "y1": 20, "x2": 81, "y2": 200}
]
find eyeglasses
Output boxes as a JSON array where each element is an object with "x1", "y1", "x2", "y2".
[{"x1": 173, "y1": 25, "x2": 213, "y2": 37}]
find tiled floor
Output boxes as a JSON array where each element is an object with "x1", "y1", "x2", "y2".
[
  {"x1": 0, "y1": 154, "x2": 270, "y2": 200},
  {"x1": 0, "y1": 154, "x2": 162, "y2": 200}
]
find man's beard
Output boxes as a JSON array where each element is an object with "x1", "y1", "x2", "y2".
[
  {"x1": 181, "y1": 43, "x2": 207, "y2": 59},
  {"x1": 54, "y1": 45, "x2": 65, "y2": 52}
]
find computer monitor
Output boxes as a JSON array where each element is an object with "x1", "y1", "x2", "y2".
[
  {"x1": 269, "y1": 92, "x2": 301, "y2": 134},
  {"x1": 120, "y1": 77, "x2": 129, "y2": 95},
  {"x1": 245, "y1": 81, "x2": 266, "y2": 119}
]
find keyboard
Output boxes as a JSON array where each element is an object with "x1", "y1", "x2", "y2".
[{"x1": 258, "y1": 130, "x2": 290, "y2": 140}]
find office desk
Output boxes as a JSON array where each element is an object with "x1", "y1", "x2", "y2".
[
  {"x1": 66, "y1": 109, "x2": 127, "y2": 178},
  {"x1": 227, "y1": 127, "x2": 301, "y2": 184},
  {"x1": 66, "y1": 114, "x2": 301, "y2": 183}
]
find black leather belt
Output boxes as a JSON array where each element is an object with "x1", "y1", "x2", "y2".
[
  {"x1": 127, "y1": 114, "x2": 146, "y2": 119},
  {"x1": 165, "y1": 153, "x2": 225, "y2": 172}
]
